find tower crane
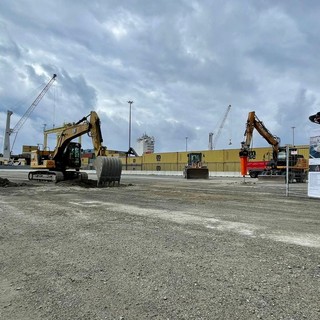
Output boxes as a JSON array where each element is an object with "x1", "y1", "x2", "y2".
[
  {"x1": 208, "y1": 104, "x2": 231, "y2": 150},
  {"x1": 3, "y1": 74, "x2": 57, "y2": 160}
]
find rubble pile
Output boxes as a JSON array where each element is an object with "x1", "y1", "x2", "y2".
[
  {"x1": 57, "y1": 179, "x2": 99, "y2": 188},
  {"x1": 0, "y1": 177, "x2": 22, "y2": 187}
]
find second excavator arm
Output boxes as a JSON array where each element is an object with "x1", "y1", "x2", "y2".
[{"x1": 241, "y1": 111, "x2": 280, "y2": 161}]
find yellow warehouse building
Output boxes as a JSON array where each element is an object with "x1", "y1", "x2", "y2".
[{"x1": 86, "y1": 145, "x2": 309, "y2": 173}]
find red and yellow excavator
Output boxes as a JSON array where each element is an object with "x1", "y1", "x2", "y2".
[
  {"x1": 28, "y1": 111, "x2": 122, "y2": 186},
  {"x1": 239, "y1": 111, "x2": 308, "y2": 182}
]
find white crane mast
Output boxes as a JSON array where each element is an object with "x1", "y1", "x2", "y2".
[
  {"x1": 209, "y1": 104, "x2": 231, "y2": 150},
  {"x1": 3, "y1": 74, "x2": 57, "y2": 159}
]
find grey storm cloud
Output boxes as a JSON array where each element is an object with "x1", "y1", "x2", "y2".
[{"x1": 1, "y1": 0, "x2": 320, "y2": 155}]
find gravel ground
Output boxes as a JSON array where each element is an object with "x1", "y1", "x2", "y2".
[{"x1": 0, "y1": 172, "x2": 319, "y2": 320}]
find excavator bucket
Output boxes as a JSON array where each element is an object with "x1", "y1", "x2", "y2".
[
  {"x1": 184, "y1": 168, "x2": 209, "y2": 179},
  {"x1": 95, "y1": 156, "x2": 122, "y2": 187}
]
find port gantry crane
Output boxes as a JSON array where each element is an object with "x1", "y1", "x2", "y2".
[
  {"x1": 208, "y1": 104, "x2": 231, "y2": 150},
  {"x1": 3, "y1": 74, "x2": 57, "y2": 160}
]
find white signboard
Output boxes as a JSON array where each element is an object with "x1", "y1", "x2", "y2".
[{"x1": 308, "y1": 129, "x2": 320, "y2": 198}]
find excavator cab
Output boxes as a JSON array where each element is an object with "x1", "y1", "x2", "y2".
[
  {"x1": 183, "y1": 153, "x2": 209, "y2": 179},
  {"x1": 57, "y1": 142, "x2": 82, "y2": 171}
]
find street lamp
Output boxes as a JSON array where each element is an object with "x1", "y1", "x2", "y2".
[
  {"x1": 126, "y1": 101, "x2": 134, "y2": 171},
  {"x1": 128, "y1": 101, "x2": 133, "y2": 150},
  {"x1": 291, "y1": 126, "x2": 295, "y2": 146},
  {"x1": 185, "y1": 137, "x2": 188, "y2": 152}
]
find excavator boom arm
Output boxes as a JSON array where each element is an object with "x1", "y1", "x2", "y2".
[
  {"x1": 88, "y1": 111, "x2": 106, "y2": 156},
  {"x1": 52, "y1": 111, "x2": 105, "y2": 160},
  {"x1": 243, "y1": 111, "x2": 280, "y2": 159},
  {"x1": 52, "y1": 122, "x2": 90, "y2": 160}
]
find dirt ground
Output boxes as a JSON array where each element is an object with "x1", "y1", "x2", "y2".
[{"x1": 0, "y1": 171, "x2": 320, "y2": 320}]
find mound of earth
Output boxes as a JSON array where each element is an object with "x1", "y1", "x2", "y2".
[
  {"x1": 0, "y1": 177, "x2": 27, "y2": 187},
  {"x1": 56, "y1": 179, "x2": 99, "y2": 188}
]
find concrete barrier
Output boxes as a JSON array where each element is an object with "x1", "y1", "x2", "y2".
[
  {"x1": 121, "y1": 170, "x2": 241, "y2": 177},
  {"x1": 0, "y1": 168, "x2": 243, "y2": 178}
]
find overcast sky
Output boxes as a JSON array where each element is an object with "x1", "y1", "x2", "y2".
[{"x1": 1, "y1": 0, "x2": 320, "y2": 155}]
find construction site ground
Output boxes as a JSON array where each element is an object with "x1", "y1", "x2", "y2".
[{"x1": 0, "y1": 170, "x2": 319, "y2": 320}]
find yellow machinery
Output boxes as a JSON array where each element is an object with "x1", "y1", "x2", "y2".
[
  {"x1": 29, "y1": 111, "x2": 122, "y2": 186},
  {"x1": 240, "y1": 111, "x2": 308, "y2": 182},
  {"x1": 183, "y1": 153, "x2": 209, "y2": 179}
]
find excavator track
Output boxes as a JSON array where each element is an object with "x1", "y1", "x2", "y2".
[
  {"x1": 28, "y1": 170, "x2": 65, "y2": 182},
  {"x1": 28, "y1": 170, "x2": 89, "y2": 183}
]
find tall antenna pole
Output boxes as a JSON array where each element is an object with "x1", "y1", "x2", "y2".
[{"x1": 128, "y1": 100, "x2": 133, "y2": 149}]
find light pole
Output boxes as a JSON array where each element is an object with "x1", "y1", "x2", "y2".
[
  {"x1": 291, "y1": 126, "x2": 295, "y2": 146},
  {"x1": 126, "y1": 101, "x2": 133, "y2": 171},
  {"x1": 185, "y1": 137, "x2": 188, "y2": 152},
  {"x1": 128, "y1": 101, "x2": 133, "y2": 150}
]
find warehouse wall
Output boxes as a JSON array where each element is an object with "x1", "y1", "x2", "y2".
[{"x1": 83, "y1": 145, "x2": 310, "y2": 172}]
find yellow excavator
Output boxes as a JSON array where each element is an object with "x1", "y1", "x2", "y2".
[
  {"x1": 239, "y1": 111, "x2": 308, "y2": 182},
  {"x1": 28, "y1": 111, "x2": 122, "y2": 186}
]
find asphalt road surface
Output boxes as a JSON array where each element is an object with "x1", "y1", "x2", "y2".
[{"x1": 0, "y1": 170, "x2": 319, "y2": 320}]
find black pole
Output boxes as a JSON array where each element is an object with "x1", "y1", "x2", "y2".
[
  {"x1": 128, "y1": 101, "x2": 133, "y2": 150},
  {"x1": 127, "y1": 101, "x2": 133, "y2": 170}
]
